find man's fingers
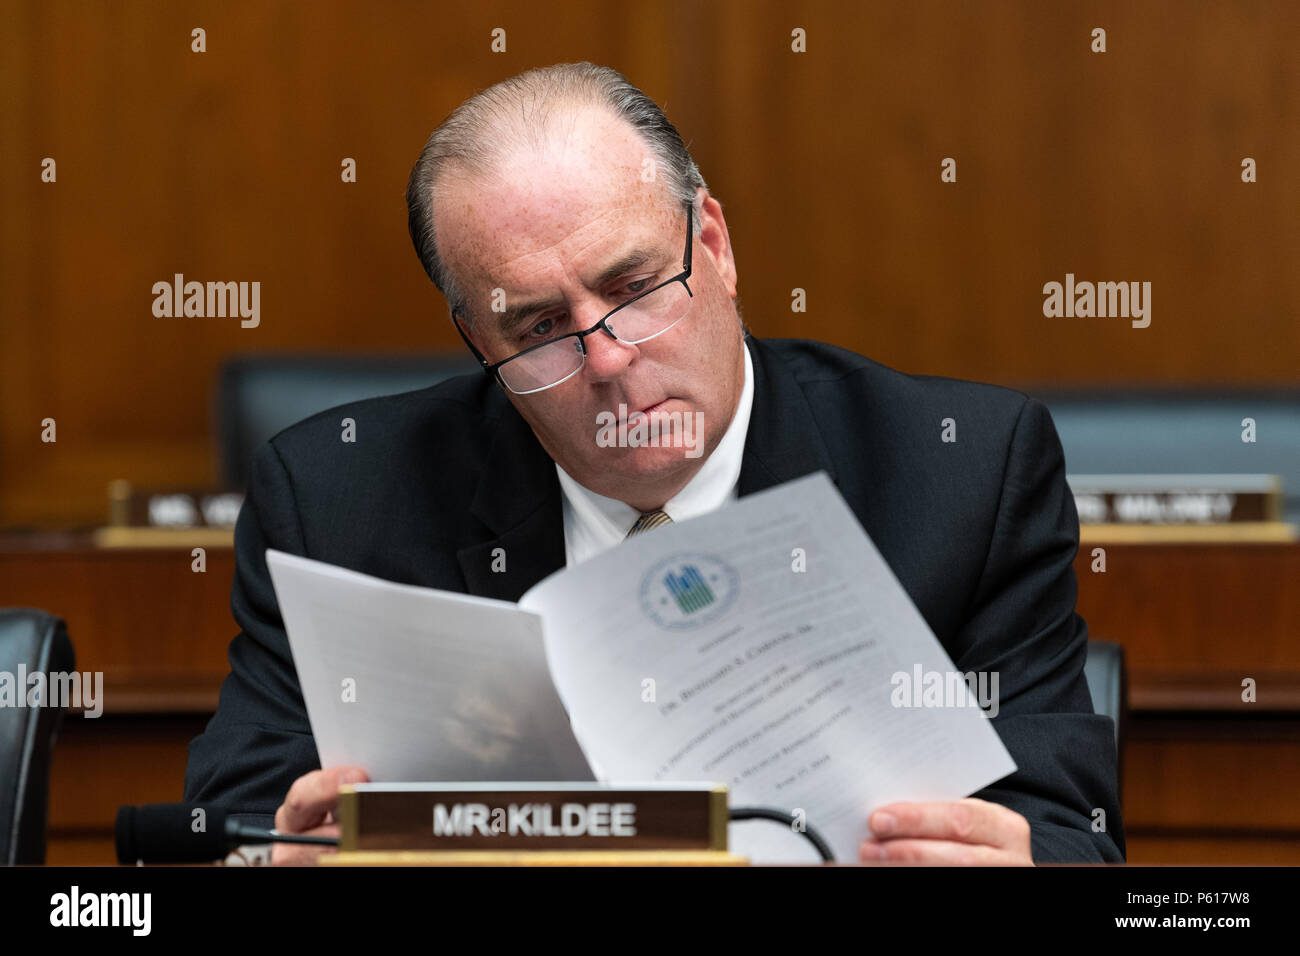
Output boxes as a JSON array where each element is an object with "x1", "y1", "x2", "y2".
[
  {"x1": 868, "y1": 798, "x2": 1020, "y2": 847},
  {"x1": 858, "y1": 837, "x2": 1017, "y2": 866},
  {"x1": 274, "y1": 765, "x2": 369, "y2": 834},
  {"x1": 270, "y1": 823, "x2": 341, "y2": 866}
]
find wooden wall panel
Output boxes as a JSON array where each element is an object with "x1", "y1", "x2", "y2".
[
  {"x1": 0, "y1": 541, "x2": 237, "y2": 708},
  {"x1": 4, "y1": 1, "x2": 1298, "y2": 517},
  {"x1": 1073, "y1": 543, "x2": 1300, "y2": 710},
  {"x1": 46, "y1": 715, "x2": 209, "y2": 866}
]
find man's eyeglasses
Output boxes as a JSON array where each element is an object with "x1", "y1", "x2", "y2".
[{"x1": 452, "y1": 204, "x2": 694, "y2": 394}]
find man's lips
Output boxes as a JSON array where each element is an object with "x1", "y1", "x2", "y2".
[{"x1": 619, "y1": 398, "x2": 672, "y2": 423}]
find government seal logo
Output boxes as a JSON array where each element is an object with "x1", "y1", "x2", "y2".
[{"x1": 639, "y1": 552, "x2": 739, "y2": 630}]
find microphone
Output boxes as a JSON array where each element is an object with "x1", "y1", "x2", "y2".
[{"x1": 114, "y1": 802, "x2": 339, "y2": 864}]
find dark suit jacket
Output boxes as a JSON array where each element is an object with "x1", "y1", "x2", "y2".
[{"x1": 185, "y1": 335, "x2": 1125, "y2": 862}]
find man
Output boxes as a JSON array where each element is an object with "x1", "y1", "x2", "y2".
[{"x1": 185, "y1": 62, "x2": 1124, "y2": 865}]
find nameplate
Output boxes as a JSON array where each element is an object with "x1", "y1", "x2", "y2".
[
  {"x1": 337, "y1": 782, "x2": 728, "y2": 852},
  {"x1": 106, "y1": 480, "x2": 243, "y2": 529},
  {"x1": 1067, "y1": 474, "x2": 1282, "y2": 525}
]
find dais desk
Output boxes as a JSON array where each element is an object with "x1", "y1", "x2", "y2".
[{"x1": 1, "y1": 532, "x2": 1296, "y2": 864}]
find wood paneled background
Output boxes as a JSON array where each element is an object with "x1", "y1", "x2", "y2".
[
  {"x1": 3, "y1": 0, "x2": 1298, "y2": 526},
  {"x1": 3, "y1": 1, "x2": 1299, "y2": 865}
]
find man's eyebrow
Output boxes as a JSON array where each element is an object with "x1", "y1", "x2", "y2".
[{"x1": 494, "y1": 246, "x2": 664, "y2": 335}]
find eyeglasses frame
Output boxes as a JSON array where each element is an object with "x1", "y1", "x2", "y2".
[{"x1": 450, "y1": 203, "x2": 695, "y2": 395}]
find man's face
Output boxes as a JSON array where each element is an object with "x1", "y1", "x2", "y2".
[{"x1": 435, "y1": 108, "x2": 743, "y2": 505}]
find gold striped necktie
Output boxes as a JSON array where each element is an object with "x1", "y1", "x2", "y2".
[{"x1": 626, "y1": 509, "x2": 673, "y2": 537}]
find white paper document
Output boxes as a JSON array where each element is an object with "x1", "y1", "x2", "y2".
[
  {"x1": 267, "y1": 471, "x2": 1016, "y2": 863},
  {"x1": 265, "y1": 553, "x2": 596, "y2": 783}
]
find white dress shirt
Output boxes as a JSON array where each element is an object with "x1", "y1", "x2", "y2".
[{"x1": 555, "y1": 338, "x2": 755, "y2": 567}]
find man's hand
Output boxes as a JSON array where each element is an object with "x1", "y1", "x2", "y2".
[
  {"x1": 271, "y1": 765, "x2": 369, "y2": 865},
  {"x1": 859, "y1": 798, "x2": 1034, "y2": 865}
]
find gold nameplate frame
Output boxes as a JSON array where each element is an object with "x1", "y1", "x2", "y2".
[{"x1": 336, "y1": 782, "x2": 731, "y2": 856}]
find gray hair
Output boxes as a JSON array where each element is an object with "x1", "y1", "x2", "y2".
[{"x1": 405, "y1": 62, "x2": 707, "y2": 325}]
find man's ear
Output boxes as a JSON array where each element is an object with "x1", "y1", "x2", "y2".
[{"x1": 696, "y1": 190, "x2": 738, "y2": 300}]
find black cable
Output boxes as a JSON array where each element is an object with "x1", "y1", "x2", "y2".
[
  {"x1": 728, "y1": 806, "x2": 836, "y2": 862},
  {"x1": 227, "y1": 822, "x2": 339, "y2": 846}
]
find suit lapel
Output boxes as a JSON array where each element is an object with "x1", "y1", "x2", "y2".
[
  {"x1": 738, "y1": 335, "x2": 839, "y2": 497},
  {"x1": 456, "y1": 392, "x2": 567, "y2": 602}
]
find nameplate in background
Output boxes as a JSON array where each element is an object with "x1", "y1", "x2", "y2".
[{"x1": 1068, "y1": 474, "x2": 1282, "y2": 525}]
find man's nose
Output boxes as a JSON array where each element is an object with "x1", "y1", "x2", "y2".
[{"x1": 581, "y1": 313, "x2": 637, "y2": 382}]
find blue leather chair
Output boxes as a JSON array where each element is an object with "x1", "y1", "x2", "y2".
[
  {"x1": 215, "y1": 353, "x2": 480, "y2": 490},
  {"x1": 1084, "y1": 639, "x2": 1126, "y2": 793}
]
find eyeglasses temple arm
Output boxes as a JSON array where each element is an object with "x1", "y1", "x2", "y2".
[
  {"x1": 451, "y1": 311, "x2": 494, "y2": 374},
  {"x1": 684, "y1": 202, "x2": 693, "y2": 274}
]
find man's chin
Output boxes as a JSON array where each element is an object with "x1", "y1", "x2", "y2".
[{"x1": 591, "y1": 443, "x2": 704, "y2": 486}]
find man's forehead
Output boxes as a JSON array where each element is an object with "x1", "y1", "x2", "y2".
[
  {"x1": 434, "y1": 107, "x2": 679, "y2": 289},
  {"x1": 438, "y1": 177, "x2": 679, "y2": 297}
]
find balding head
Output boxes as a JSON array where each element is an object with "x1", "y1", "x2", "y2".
[{"x1": 406, "y1": 62, "x2": 706, "y2": 323}]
